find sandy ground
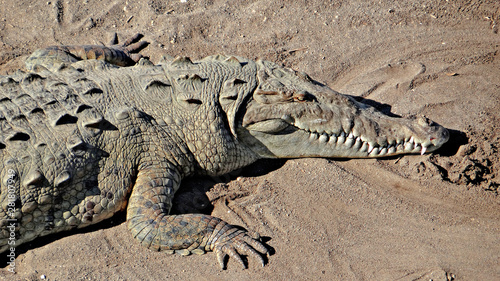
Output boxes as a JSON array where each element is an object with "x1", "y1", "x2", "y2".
[{"x1": 1, "y1": 0, "x2": 499, "y2": 280}]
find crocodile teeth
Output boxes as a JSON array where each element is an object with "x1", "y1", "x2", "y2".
[
  {"x1": 309, "y1": 132, "x2": 319, "y2": 141},
  {"x1": 337, "y1": 132, "x2": 346, "y2": 144},
  {"x1": 344, "y1": 136, "x2": 354, "y2": 148},
  {"x1": 395, "y1": 143, "x2": 403, "y2": 152},
  {"x1": 369, "y1": 146, "x2": 380, "y2": 156},
  {"x1": 387, "y1": 145, "x2": 396, "y2": 154},
  {"x1": 300, "y1": 123, "x2": 427, "y2": 157},
  {"x1": 404, "y1": 141, "x2": 414, "y2": 151},
  {"x1": 353, "y1": 137, "x2": 362, "y2": 150},
  {"x1": 359, "y1": 142, "x2": 368, "y2": 152},
  {"x1": 420, "y1": 146, "x2": 427, "y2": 155},
  {"x1": 414, "y1": 143, "x2": 421, "y2": 153},
  {"x1": 379, "y1": 147, "x2": 388, "y2": 155},
  {"x1": 328, "y1": 135, "x2": 337, "y2": 144},
  {"x1": 367, "y1": 143, "x2": 375, "y2": 154},
  {"x1": 318, "y1": 134, "x2": 329, "y2": 143}
]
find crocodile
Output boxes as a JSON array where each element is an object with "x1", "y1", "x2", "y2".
[{"x1": 0, "y1": 34, "x2": 449, "y2": 269}]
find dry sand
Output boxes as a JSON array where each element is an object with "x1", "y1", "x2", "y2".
[{"x1": 0, "y1": 1, "x2": 499, "y2": 280}]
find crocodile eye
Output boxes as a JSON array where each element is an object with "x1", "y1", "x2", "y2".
[
  {"x1": 293, "y1": 91, "x2": 314, "y2": 102},
  {"x1": 294, "y1": 93, "x2": 306, "y2": 101}
]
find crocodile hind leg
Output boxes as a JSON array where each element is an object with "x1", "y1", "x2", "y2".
[
  {"x1": 25, "y1": 33, "x2": 149, "y2": 71},
  {"x1": 126, "y1": 162, "x2": 268, "y2": 269}
]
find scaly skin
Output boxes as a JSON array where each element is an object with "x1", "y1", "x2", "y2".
[
  {"x1": 0, "y1": 34, "x2": 448, "y2": 269},
  {"x1": 237, "y1": 59, "x2": 449, "y2": 159}
]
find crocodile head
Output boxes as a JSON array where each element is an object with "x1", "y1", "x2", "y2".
[{"x1": 235, "y1": 60, "x2": 449, "y2": 158}]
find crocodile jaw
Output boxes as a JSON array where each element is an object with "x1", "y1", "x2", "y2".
[
  {"x1": 235, "y1": 60, "x2": 449, "y2": 159},
  {"x1": 237, "y1": 112, "x2": 449, "y2": 159}
]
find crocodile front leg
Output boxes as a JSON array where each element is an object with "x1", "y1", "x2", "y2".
[
  {"x1": 25, "y1": 33, "x2": 149, "y2": 71},
  {"x1": 126, "y1": 162, "x2": 268, "y2": 269}
]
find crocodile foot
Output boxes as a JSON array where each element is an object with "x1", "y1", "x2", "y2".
[
  {"x1": 107, "y1": 32, "x2": 149, "y2": 63},
  {"x1": 25, "y1": 32, "x2": 150, "y2": 71},
  {"x1": 210, "y1": 222, "x2": 268, "y2": 269}
]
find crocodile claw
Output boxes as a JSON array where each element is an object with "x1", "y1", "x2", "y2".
[
  {"x1": 109, "y1": 33, "x2": 149, "y2": 63},
  {"x1": 212, "y1": 227, "x2": 268, "y2": 270}
]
